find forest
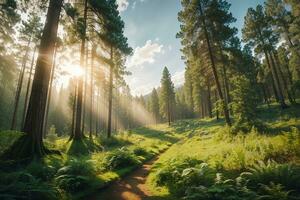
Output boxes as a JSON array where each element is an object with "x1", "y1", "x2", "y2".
[{"x1": 0, "y1": 0, "x2": 300, "y2": 199}]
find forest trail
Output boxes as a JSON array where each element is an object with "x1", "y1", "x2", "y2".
[{"x1": 89, "y1": 156, "x2": 159, "y2": 200}]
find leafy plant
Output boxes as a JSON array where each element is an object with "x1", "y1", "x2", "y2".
[{"x1": 103, "y1": 147, "x2": 140, "y2": 170}]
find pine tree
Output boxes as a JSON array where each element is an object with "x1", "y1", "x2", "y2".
[
  {"x1": 159, "y1": 67, "x2": 175, "y2": 126},
  {"x1": 150, "y1": 88, "x2": 160, "y2": 124},
  {"x1": 1, "y1": 0, "x2": 63, "y2": 160},
  {"x1": 242, "y1": 5, "x2": 287, "y2": 109}
]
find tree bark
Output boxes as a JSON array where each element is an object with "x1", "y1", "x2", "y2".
[
  {"x1": 43, "y1": 45, "x2": 58, "y2": 138},
  {"x1": 74, "y1": 0, "x2": 88, "y2": 140},
  {"x1": 82, "y1": 43, "x2": 89, "y2": 135},
  {"x1": 207, "y1": 80, "x2": 212, "y2": 118},
  {"x1": 265, "y1": 51, "x2": 287, "y2": 109},
  {"x1": 89, "y1": 45, "x2": 95, "y2": 138},
  {"x1": 272, "y1": 51, "x2": 295, "y2": 104},
  {"x1": 107, "y1": 46, "x2": 114, "y2": 138},
  {"x1": 1, "y1": 0, "x2": 64, "y2": 160},
  {"x1": 22, "y1": 46, "x2": 37, "y2": 128},
  {"x1": 11, "y1": 38, "x2": 31, "y2": 130},
  {"x1": 199, "y1": 2, "x2": 231, "y2": 126}
]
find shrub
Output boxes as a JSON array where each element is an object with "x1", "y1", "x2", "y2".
[
  {"x1": 154, "y1": 158, "x2": 214, "y2": 196},
  {"x1": 133, "y1": 146, "x2": 152, "y2": 158},
  {"x1": 55, "y1": 158, "x2": 96, "y2": 192},
  {"x1": 103, "y1": 147, "x2": 140, "y2": 170},
  {"x1": 183, "y1": 174, "x2": 257, "y2": 200},
  {"x1": 242, "y1": 161, "x2": 300, "y2": 194},
  {"x1": 26, "y1": 161, "x2": 57, "y2": 181},
  {"x1": 0, "y1": 171, "x2": 60, "y2": 200}
]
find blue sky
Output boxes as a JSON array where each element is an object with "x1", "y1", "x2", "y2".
[{"x1": 118, "y1": 0, "x2": 265, "y2": 95}]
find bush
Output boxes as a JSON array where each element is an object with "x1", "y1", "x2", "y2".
[
  {"x1": 183, "y1": 173, "x2": 257, "y2": 200},
  {"x1": 0, "y1": 171, "x2": 60, "y2": 200},
  {"x1": 133, "y1": 146, "x2": 152, "y2": 158},
  {"x1": 103, "y1": 147, "x2": 140, "y2": 170},
  {"x1": 55, "y1": 158, "x2": 96, "y2": 193},
  {"x1": 242, "y1": 161, "x2": 300, "y2": 194},
  {"x1": 154, "y1": 158, "x2": 214, "y2": 196},
  {"x1": 26, "y1": 161, "x2": 57, "y2": 181}
]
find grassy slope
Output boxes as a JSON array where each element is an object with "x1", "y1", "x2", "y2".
[
  {"x1": 0, "y1": 124, "x2": 182, "y2": 199},
  {"x1": 146, "y1": 104, "x2": 300, "y2": 199}
]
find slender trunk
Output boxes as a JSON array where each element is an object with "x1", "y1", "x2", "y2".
[
  {"x1": 70, "y1": 83, "x2": 77, "y2": 140},
  {"x1": 199, "y1": 2, "x2": 231, "y2": 126},
  {"x1": 95, "y1": 87, "x2": 100, "y2": 136},
  {"x1": 11, "y1": 38, "x2": 31, "y2": 130},
  {"x1": 217, "y1": 43, "x2": 231, "y2": 105},
  {"x1": 107, "y1": 46, "x2": 114, "y2": 138},
  {"x1": 167, "y1": 99, "x2": 171, "y2": 126},
  {"x1": 89, "y1": 45, "x2": 95, "y2": 138},
  {"x1": 272, "y1": 51, "x2": 295, "y2": 104},
  {"x1": 214, "y1": 89, "x2": 219, "y2": 120},
  {"x1": 266, "y1": 51, "x2": 287, "y2": 109},
  {"x1": 261, "y1": 83, "x2": 270, "y2": 107},
  {"x1": 74, "y1": 0, "x2": 88, "y2": 140},
  {"x1": 43, "y1": 45, "x2": 58, "y2": 138},
  {"x1": 207, "y1": 80, "x2": 212, "y2": 118},
  {"x1": 22, "y1": 46, "x2": 37, "y2": 128},
  {"x1": 82, "y1": 43, "x2": 89, "y2": 135}
]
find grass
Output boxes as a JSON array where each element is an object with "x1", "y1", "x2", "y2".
[
  {"x1": 1, "y1": 103, "x2": 299, "y2": 199},
  {"x1": 0, "y1": 124, "x2": 181, "y2": 199},
  {"x1": 146, "y1": 104, "x2": 300, "y2": 199}
]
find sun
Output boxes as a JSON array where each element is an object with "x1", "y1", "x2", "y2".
[{"x1": 56, "y1": 62, "x2": 84, "y2": 88}]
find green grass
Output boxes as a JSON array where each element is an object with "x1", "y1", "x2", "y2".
[
  {"x1": 0, "y1": 124, "x2": 181, "y2": 199},
  {"x1": 1, "y1": 104, "x2": 300, "y2": 199},
  {"x1": 146, "y1": 104, "x2": 300, "y2": 199}
]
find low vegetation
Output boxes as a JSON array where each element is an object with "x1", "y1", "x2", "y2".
[
  {"x1": 0, "y1": 125, "x2": 180, "y2": 199},
  {"x1": 147, "y1": 105, "x2": 300, "y2": 200}
]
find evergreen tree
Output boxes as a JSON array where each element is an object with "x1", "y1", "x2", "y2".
[
  {"x1": 150, "y1": 88, "x2": 160, "y2": 124},
  {"x1": 159, "y1": 67, "x2": 175, "y2": 126}
]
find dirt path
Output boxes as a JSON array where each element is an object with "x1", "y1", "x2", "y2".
[{"x1": 89, "y1": 157, "x2": 158, "y2": 200}]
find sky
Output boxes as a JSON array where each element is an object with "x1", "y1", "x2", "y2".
[{"x1": 117, "y1": 0, "x2": 265, "y2": 96}]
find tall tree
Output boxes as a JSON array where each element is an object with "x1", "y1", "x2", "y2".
[
  {"x1": 159, "y1": 67, "x2": 176, "y2": 126},
  {"x1": 150, "y1": 88, "x2": 160, "y2": 124},
  {"x1": 2, "y1": 0, "x2": 63, "y2": 160},
  {"x1": 242, "y1": 5, "x2": 287, "y2": 109}
]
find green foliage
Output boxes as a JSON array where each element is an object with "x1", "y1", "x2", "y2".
[
  {"x1": 55, "y1": 158, "x2": 96, "y2": 193},
  {"x1": 0, "y1": 131, "x2": 23, "y2": 154},
  {"x1": 243, "y1": 161, "x2": 300, "y2": 194},
  {"x1": 231, "y1": 75, "x2": 263, "y2": 132},
  {"x1": 103, "y1": 147, "x2": 140, "y2": 170},
  {"x1": 154, "y1": 158, "x2": 214, "y2": 196},
  {"x1": 0, "y1": 171, "x2": 60, "y2": 200}
]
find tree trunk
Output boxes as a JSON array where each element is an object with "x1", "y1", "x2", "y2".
[
  {"x1": 11, "y1": 38, "x2": 31, "y2": 130},
  {"x1": 207, "y1": 80, "x2": 212, "y2": 118},
  {"x1": 22, "y1": 46, "x2": 37, "y2": 128},
  {"x1": 82, "y1": 43, "x2": 89, "y2": 135},
  {"x1": 1, "y1": 0, "x2": 63, "y2": 160},
  {"x1": 272, "y1": 51, "x2": 295, "y2": 104},
  {"x1": 43, "y1": 45, "x2": 58, "y2": 138},
  {"x1": 89, "y1": 45, "x2": 95, "y2": 138},
  {"x1": 265, "y1": 51, "x2": 287, "y2": 109},
  {"x1": 167, "y1": 99, "x2": 171, "y2": 126},
  {"x1": 214, "y1": 89, "x2": 219, "y2": 120},
  {"x1": 70, "y1": 83, "x2": 77, "y2": 140},
  {"x1": 107, "y1": 46, "x2": 114, "y2": 138},
  {"x1": 74, "y1": 0, "x2": 88, "y2": 140},
  {"x1": 199, "y1": 2, "x2": 231, "y2": 126}
]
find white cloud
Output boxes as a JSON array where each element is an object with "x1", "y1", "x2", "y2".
[
  {"x1": 117, "y1": 0, "x2": 129, "y2": 12},
  {"x1": 126, "y1": 40, "x2": 163, "y2": 69},
  {"x1": 172, "y1": 70, "x2": 185, "y2": 86}
]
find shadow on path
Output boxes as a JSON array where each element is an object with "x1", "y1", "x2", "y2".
[{"x1": 89, "y1": 157, "x2": 160, "y2": 200}]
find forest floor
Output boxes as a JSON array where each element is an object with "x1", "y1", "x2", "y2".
[
  {"x1": 1, "y1": 103, "x2": 300, "y2": 200},
  {"x1": 89, "y1": 155, "x2": 158, "y2": 200}
]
